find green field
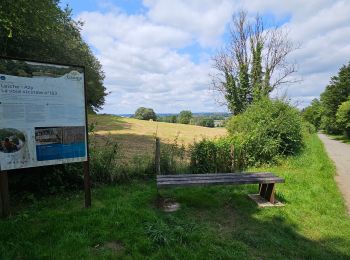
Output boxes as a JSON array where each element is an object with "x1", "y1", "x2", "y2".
[
  {"x1": 1, "y1": 133, "x2": 350, "y2": 259},
  {"x1": 89, "y1": 114, "x2": 227, "y2": 160}
]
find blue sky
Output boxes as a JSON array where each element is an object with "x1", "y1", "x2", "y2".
[{"x1": 59, "y1": 0, "x2": 350, "y2": 114}]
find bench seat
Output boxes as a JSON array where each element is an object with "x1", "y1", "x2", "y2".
[{"x1": 157, "y1": 172, "x2": 284, "y2": 203}]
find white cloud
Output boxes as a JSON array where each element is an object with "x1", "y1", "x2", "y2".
[
  {"x1": 77, "y1": 0, "x2": 350, "y2": 113},
  {"x1": 143, "y1": 0, "x2": 235, "y2": 46},
  {"x1": 77, "y1": 7, "x2": 225, "y2": 114},
  {"x1": 242, "y1": 0, "x2": 350, "y2": 107}
]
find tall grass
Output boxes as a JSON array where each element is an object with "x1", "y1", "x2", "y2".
[{"x1": 1, "y1": 134, "x2": 350, "y2": 259}]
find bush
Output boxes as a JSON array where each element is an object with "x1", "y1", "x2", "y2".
[
  {"x1": 89, "y1": 136, "x2": 127, "y2": 184},
  {"x1": 336, "y1": 97, "x2": 350, "y2": 137},
  {"x1": 226, "y1": 98, "x2": 303, "y2": 165},
  {"x1": 302, "y1": 121, "x2": 317, "y2": 135},
  {"x1": 189, "y1": 136, "x2": 246, "y2": 173},
  {"x1": 320, "y1": 116, "x2": 341, "y2": 134},
  {"x1": 197, "y1": 117, "x2": 215, "y2": 128}
]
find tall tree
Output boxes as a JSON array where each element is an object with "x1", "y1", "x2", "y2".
[
  {"x1": 134, "y1": 107, "x2": 157, "y2": 121},
  {"x1": 336, "y1": 97, "x2": 350, "y2": 137},
  {"x1": 178, "y1": 110, "x2": 193, "y2": 124},
  {"x1": 302, "y1": 98, "x2": 322, "y2": 129},
  {"x1": 320, "y1": 62, "x2": 350, "y2": 134},
  {"x1": 0, "y1": 0, "x2": 106, "y2": 111},
  {"x1": 212, "y1": 11, "x2": 297, "y2": 114}
]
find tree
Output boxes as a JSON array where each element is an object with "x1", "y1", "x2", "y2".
[
  {"x1": 134, "y1": 107, "x2": 157, "y2": 120},
  {"x1": 197, "y1": 118, "x2": 215, "y2": 128},
  {"x1": 178, "y1": 110, "x2": 193, "y2": 124},
  {"x1": 212, "y1": 11, "x2": 297, "y2": 114},
  {"x1": 336, "y1": 97, "x2": 350, "y2": 137},
  {"x1": 320, "y1": 62, "x2": 350, "y2": 134},
  {"x1": 302, "y1": 99, "x2": 323, "y2": 129},
  {"x1": 0, "y1": 0, "x2": 106, "y2": 111}
]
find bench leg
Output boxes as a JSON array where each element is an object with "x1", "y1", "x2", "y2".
[{"x1": 259, "y1": 183, "x2": 275, "y2": 204}]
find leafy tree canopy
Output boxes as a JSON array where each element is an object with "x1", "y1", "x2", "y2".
[
  {"x1": 178, "y1": 110, "x2": 193, "y2": 124},
  {"x1": 197, "y1": 118, "x2": 215, "y2": 128},
  {"x1": 320, "y1": 62, "x2": 350, "y2": 134},
  {"x1": 0, "y1": 0, "x2": 106, "y2": 111},
  {"x1": 302, "y1": 98, "x2": 322, "y2": 129},
  {"x1": 134, "y1": 107, "x2": 157, "y2": 120},
  {"x1": 336, "y1": 97, "x2": 350, "y2": 137}
]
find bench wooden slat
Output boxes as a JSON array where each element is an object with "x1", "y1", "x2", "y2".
[
  {"x1": 156, "y1": 172, "x2": 284, "y2": 204},
  {"x1": 157, "y1": 177, "x2": 283, "y2": 185},
  {"x1": 157, "y1": 179, "x2": 284, "y2": 188},
  {"x1": 158, "y1": 177, "x2": 284, "y2": 184},
  {"x1": 158, "y1": 181, "x2": 283, "y2": 188},
  {"x1": 157, "y1": 173, "x2": 276, "y2": 182},
  {"x1": 157, "y1": 172, "x2": 274, "y2": 179}
]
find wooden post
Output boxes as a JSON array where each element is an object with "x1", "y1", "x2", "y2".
[
  {"x1": 265, "y1": 183, "x2": 275, "y2": 204},
  {"x1": 259, "y1": 183, "x2": 275, "y2": 204},
  {"x1": 83, "y1": 161, "x2": 91, "y2": 208},
  {"x1": 0, "y1": 171, "x2": 10, "y2": 218},
  {"x1": 259, "y1": 184, "x2": 268, "y2": 198},
  {"x1": 230, "y1": 145, "x2": 235, "y2": 172},
  {"x1": 83, "y1": 67, "x2": 91, "y2": 208},
  {"x1": 155, "y1": 137, "x2": 161, "y2": 175}
]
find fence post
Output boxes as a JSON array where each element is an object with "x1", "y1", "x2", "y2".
[
  {"x1": 83, "y1": 161, "x2": 91, "y2": 208},
  {"x1": 0, "y1": 171, "x2": 10, "y2": 218},
  {"x1": 230, "y1": 145, "x2": 235, "y2": 173},
  {"x1": 155, "y1": 137, "x2": 161, "y2": 175}
]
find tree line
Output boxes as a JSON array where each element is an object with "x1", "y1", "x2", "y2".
[
  {"x1": 303, "y1": 62, "x2": 350, "y2": 137},
  {"x1": 133, "y1": 107, "x2": 225, "y2": 128}
]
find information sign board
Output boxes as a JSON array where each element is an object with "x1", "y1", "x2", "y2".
[{"x1": 0, "y1": 58, "x2": 87, "y2": 170}]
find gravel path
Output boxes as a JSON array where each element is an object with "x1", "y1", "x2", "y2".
[{"x1": 318, "y1": 133, "x2": 350, "y2": 214}]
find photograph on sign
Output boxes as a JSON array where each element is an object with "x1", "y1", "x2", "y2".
[{"x1": 0, "y1": 58, "x2": 87, "y2": 170}]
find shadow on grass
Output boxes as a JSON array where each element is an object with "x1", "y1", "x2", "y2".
[
  {"x1": 323, "y1": 132, "x2": 350, "y2": 144},
  {"x1": 90, "y1": 114, "x2": 132, "y2": 131},
  {"x1": 155, "y1": 185, "x2": 350, "y2": 259},
  {"x1": 1, "y1": 183, "x2": 349, "y2": 259},
  {"x1": 330, "y1": 135, "x2": 350, "y2": 144}
]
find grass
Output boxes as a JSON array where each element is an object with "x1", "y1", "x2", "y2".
[
  {"x1": 326, "y1": 133, "x2": 350, "y2": 145},
  {"x1": 1, "y1": 133, "x2": 350, "y2": 259},
  {"x1": 89, "y1": 114, "x2": 227, "y2": 159}
]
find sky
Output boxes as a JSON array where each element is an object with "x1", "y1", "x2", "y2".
[{"x1": 60, "y1": 0, "x2": 350, "y2": 114}]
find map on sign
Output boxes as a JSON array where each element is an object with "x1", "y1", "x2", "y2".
[{"x1": 0, "y1": 58, "x2": 87, "y2": 170}]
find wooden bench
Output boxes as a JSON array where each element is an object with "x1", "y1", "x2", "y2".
[{"x1": 157, "y1": 172, "x2": 284, "y2": 204}]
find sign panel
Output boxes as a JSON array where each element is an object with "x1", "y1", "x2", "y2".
[{"x1": 0, "y1": 58, "x2": 87, "y2": 170}]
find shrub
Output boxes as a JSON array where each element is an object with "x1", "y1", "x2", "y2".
[
  {"x1": 197, "y1": 117, "x2": 215, "y2": 128},
  {"x1": 189, "y1": 135, "x2": 246, "y2": 173},
  {"x1": 226, "y1": 98, "x2": 303, "y2": 165},
  {"x1": 89, "y1": 136, "x2": 125, "y2": 184},
  {"x1": 157, "y1": 135, "x2": 188, "y2": 174},
  {"x1": 336, "y1": 97, "x2": 350, "y2": 137},
  {"x1": 302, "y1": 121, "x2": 317, "y2": 135}
]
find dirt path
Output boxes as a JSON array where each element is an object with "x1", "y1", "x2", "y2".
[{"x1": 318, "y1": 133, "x2": 350, "y2": 214}]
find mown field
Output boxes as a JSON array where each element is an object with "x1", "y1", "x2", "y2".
[
  {"x1": 89, "y1": 114, "x2": 227, "y2": 159},
  {"x1": 1, "y1": 127, "x2": 350, "y2": 258}
]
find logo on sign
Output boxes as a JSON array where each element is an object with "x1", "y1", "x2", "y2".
[
  {"x1": 66, "y1": 70, "x2": 83, "y2": 81},
  {"x1": 0, "y1": 76, "x2": 6, "y2": 80}
]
